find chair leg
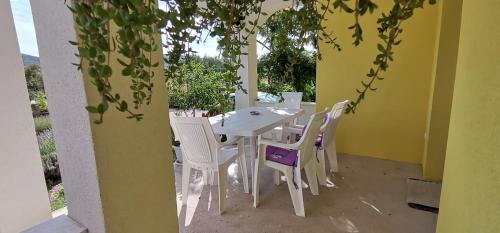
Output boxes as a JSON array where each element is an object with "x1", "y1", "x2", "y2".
[
  {"x1": 316, "y1": 148, "x2": 327, "y2": 186},
  {"x1": 304, "y1": 160, "x2": 319, "y2": 195},
  {"x1": 253, "y1": 147, "x2": 265, "y2": 208},
  {"x1": 238, "y1": 140, "x2": 249, "y2": 193},
  {"x1": 326, "y1": 141, "x2": 339, "y2": 173},
  {"x1": 218, "y1": 166, "x2": 228, "y2": 215},
  {"x1": 182, "y1": 163, "x2": 191, "y2": 205},
  {"x1": 210, "y1": 170, "x2": 217, "y2": 185},
  {"x1": 202, "y1": 170, "x2": 209, "y2": 185},
  {"x1": 238, "y1": 154, "x2": 249, "y2": 193},
  {"x1": 284, "y1": 167, "x2": 305, "y2": 217},
  {"x1": 274, "y1": 169, "x2": 281, "y2": 186}
]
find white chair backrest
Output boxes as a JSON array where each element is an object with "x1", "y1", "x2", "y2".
[
  {"x1": 323, "y1": 100, "x2": 349, "y2": 146},
  {"x1": 170, "y1": 116, "x2": 220, "y2": 167},
  {"x1": 275, "y1": 92, "x2": 303, "y2": 109},
  {"x1": 297, "y1": 109, "x2": 328, "y2": 164}
]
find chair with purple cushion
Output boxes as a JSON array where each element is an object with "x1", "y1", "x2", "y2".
[
  {"x1": 283, "y1": 100, "x2": 349, "y2": 186},
  {"x1": 253, "y1": 110, "x2": 327, "y2": 217}
]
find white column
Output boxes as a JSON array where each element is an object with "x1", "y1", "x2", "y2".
[
  {"x1": 235, "y1": 1, "x2": 292, "y2": 109},
  {"x1": 235, "y1": 33, "x2": 258, "y2": 109},
  {"x1": 0, "y1": 1, "x2": 51, "y2": 233},
  {"x1": 30, "y1": 1, "x2": 179, "y2": 232},
  {"x1": 30, "y1": 1, "x2": 105, "y2": 232}
]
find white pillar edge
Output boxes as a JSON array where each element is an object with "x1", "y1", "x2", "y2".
[
  {"x1": 0, "y1": 1, "x2": 52, "y2": 232},
  {"x1": 235, "y1": 0, "x2": 292, "y2": 109},
  {"x1": 30, "y1": 1, "x2": 105, "y2": 233}
]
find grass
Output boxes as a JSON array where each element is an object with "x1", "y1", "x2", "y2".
[{"x1": 34, "y1": 117, "x2": 51, "y2": 133}]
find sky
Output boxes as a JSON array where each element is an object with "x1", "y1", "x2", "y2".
[
  {"x1": 10, "y1": 0, "x2": 39, "y2": 56},
  {"x1": 9, "y1": 0, "x2": 268, "y2": 58}
]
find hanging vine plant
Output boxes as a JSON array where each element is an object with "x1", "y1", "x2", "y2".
[{"x1": 68, "y1": 0, "x2": 436, "y2": 123}]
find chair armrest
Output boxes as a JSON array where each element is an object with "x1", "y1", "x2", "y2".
[
  {"x1": 282, "y1": 126, "x2": 303, "y2": 135},
  {"x1": 258, "y1": 138, "x2": 301, "y2": 150}
]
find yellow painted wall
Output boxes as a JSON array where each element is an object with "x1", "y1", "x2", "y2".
[
  {"x1": 422, "y1": 0, "x2": 462, "y2": 181},
  {"x1": 317, "y1": 1, "x2": 441, "y2": 163},
  {"x1": 80, "y1": 21, "x2": 179, "y2": 233},
  {"x1": 436, "y1": 0, "x2": 500, "y2": 232}
]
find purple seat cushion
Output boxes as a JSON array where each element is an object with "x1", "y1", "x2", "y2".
[
  {"x1": 265, "y1": 145, "x2": 298, "y2": 167},
  {"x1": 315, "y1": 134, "x2": 323, "y2": 147}
]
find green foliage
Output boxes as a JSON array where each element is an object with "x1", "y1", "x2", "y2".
[
  {"x1": 34, "y1": 117, "x2": 52, "y2": 133},
  {"x1": 345, "y1": 0, "x2": 436, "y2": 113},
  {"x1": 168, "y1": 60, "x2": 232, "y2": 115},
  {"x1": 257, "y1": 9, "x2": 318, "y2": 102},
  {"x1": 191, "y1": 56, "x2": 226, "y2": 72},
  {"x1": 48, "y1": 184, "x2": 66, "y2": 211},
  {"x1": 69, "y1": 0, "x2": 168, "y2": 123},
  {"x1": 24, "y1": 64, "x2": 44, "y2": 100},
  {"x1": 69, "y1": 0, "x2": 437, "y2": 122},
  {"x1": 34, "y1": 91, "x2": 48, "y2": 113},
  {"x1": 257, "y1": 50, "x2": 317, "y2": 102},
  {"x1": 39, "y1": 137, "x2": 61, "y2": 189},
  {"x1": 302, "y1": 81, "x2": 316, "y2": 103}
]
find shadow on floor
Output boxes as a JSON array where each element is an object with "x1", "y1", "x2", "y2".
[{"x1": 174, "y1": 154, "x2": 437, "y2": 233}]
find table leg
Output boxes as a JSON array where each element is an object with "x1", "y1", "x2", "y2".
[{"x1": 248, "y1": 136, "x2": 257, "y2": 196}]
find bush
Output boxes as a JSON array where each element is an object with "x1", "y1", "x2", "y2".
[
  {"x1": 168, "y1": 60, "x2": 232, "y2": 115},
  {"x1": 34, "y1": 117, "x2": 51, "y2": 133},
  {"x1": 25, "y1": 64, "x2": 45, "y2": 100},
  {"x1": 34, "y1": 91, "x2": 48, "y2": 113},
  {"x1": 48, "y1": 183, "x2": 66, "y2": 211},
  {"x1": 39, "y1": 137, "x2": 61, "y2": 189},
  {"x1": 257, "y1": 51, "x2": 317, "y2": 102}
]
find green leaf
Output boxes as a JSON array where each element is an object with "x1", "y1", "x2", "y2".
[
  {"x1": 88, "y1": 67, "x2": 98, "y2": 78},
  {"x1": 102, "y1": 65, "x2": 112, "y2": 77},
  {"x1": 89, "y1": 46, "x2": 97, "y2": 58},
  {"x1": 85, "y1": 106, "x2": 99, "y2": 113},
  {"x1": 119, "y1": 101, "x2": 128, "y2": 112},
  {"x1": 122, "y1": 67, "x2": 132, "y2": 76},
  {"x1": 377, "y1": 43, "x2": 385, "y2": 52}
]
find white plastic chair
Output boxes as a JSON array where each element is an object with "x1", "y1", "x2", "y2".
[
  {"x1": 270, "y1": 92, "x2": 303, "y2": 141},
  {"x1": 320, "y1": 100, "x2": 349, "y2": 174},
  {"x1": 283, "y1": 100, "x2": 349, "y2": 186},
  {"x1": 275, "y1": 92, "x2": 303, "y2": 109},
  {"x1": 170, "y1": 116, "x2": 249, "y2": 214},
  {"x1": 253, "y1": 110, "x2": 327, "y2": 217}
]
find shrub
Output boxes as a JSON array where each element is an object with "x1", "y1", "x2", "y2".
[
  {"x1": 25, "y1": 64, "x2": 44, "y2": 100},
  {"x1": 257, "y1": 51, "x2": 316, "y2": 102},
  {"x1": 48, "y1": 183, "x2": 66, "y2": 211},
  {"x1": 39, "y1": 137, "x2": 61, "y2": 188},
  {"x1": 34, "y1": 91, "x2": 48, "y2": 113},
  {"x1": 34, "y1": 117, "x2": 51, "y2": 133},
  {"x1": 168, "y1": 60, "x2": 232, "y2": 115}
]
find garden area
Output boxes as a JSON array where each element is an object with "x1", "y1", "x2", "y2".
[
  {"x1": 167, "y1": 8, "x2": 318, "y2": 116},
  {"x1": 24, "y1": 64, "x2": 66, "y2": 211}
]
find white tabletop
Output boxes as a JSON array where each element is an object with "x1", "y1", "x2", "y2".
[{"x1": 209, "y1": 106, "x2": 304, "y2": 137}]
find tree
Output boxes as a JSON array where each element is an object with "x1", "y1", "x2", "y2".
[
  {"x1": 191, "y1": 56, "x2": 226, "y2": 72},
  {"x1": 257, "y1": 9, "x2": 317, "y2": 102},
  {"x1": 24, "y1": 64, "x2": 44, "y2": 100},
  {"x1": 168, "y1": 60, "x2": 231, "y2": 116}
]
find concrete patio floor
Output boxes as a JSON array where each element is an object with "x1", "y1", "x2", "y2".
[{"x1": 174, "y1": 153, "x2": 437, "y2": 233}]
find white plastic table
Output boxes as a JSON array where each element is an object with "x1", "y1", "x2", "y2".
[{"x1": 210, "y1": 106, "x2": 304, "y2": 192}]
